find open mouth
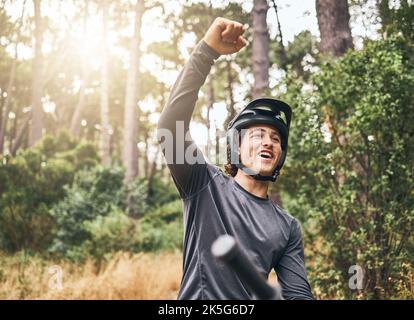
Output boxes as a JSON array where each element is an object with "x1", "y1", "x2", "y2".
[{"x1": 258, "y1": 150, "x2": 273, "y2": 159}]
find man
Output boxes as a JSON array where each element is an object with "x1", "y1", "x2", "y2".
[{"x1": 157, "y1": 17, "x2": 313, "y2": 300}]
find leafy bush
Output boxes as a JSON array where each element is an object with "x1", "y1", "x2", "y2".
[
  {"x1": 0, "y1": 132, "x2": 99, "y2": 252},
  {"x1": 48, "y1": 164, "x2": 175, "y2": 261},
  {"x1": 146, "y1": 174, "x2": 180, "y2": 208},
  {"x1": 72, "y1": 207, "x2": 139, "y2": 262},
  {"x1": 122, "y1": 178, "x2": 149, "y2": 218},
  {"x1": 49, "y1": 165, "x2": 125, "y2": 259},
  {"x1": 137, "y1": 199, "x2": 183, "y2": 252},
  {"x1": 279, "y1": 35, "x2": 414, "y2": 299},
  {"x1": 50, "y1": 189, "x2": 183, "y2": 260}
]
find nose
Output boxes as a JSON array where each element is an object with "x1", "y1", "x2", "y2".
[{"x1": 261, "y1": 133, "x2": 272, "y2": 147}]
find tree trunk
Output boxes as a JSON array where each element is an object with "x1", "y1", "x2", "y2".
[
  {"x1": 316, "y1": 0, "x2": 353, "y2": 57},
  {"x1": 100, "y1": 0, "x2": 111, "y2": 165},
  {"x1": 316, "y1": 0, "x2": 354, "y2": 186},
  {"x1": 123, "y1": 0, "x2": 144, "y2": 183},
  {"x1": 8, "y1": 108, "x2": 18, "y2": 153},
  {"x1": 0, "y1": 59, "x2": 16, "y2": 154},
  {"x1": 147, "y1": 148, "x2": 160, "y2": 202},
  {"x1": 70, "y1": 1, "x2": 90, "y2": 137},
  {"x1": 252, "y1": 0, "x2": 269, "y2": 99},
  {"x1": 29, "y1": 0, "x2": 44, "y2": 147},
  {"x1": 0, "y1": 2, "x2": 25, "y2": 154},
  {"x1": 144, "y1": 132, "x2": 149, "y2": 177},
  {"x1": 11, "y1": 115, "x2": 30, "y2": 156},
  {"x1": 70, "y1": 79, "x2": 88, "y2": 137},
  {"x1": 378, "y1": 0, "x2": 392, "y2": 32}
]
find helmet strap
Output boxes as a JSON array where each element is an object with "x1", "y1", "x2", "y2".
[{"x1": 236, "y1": 162, "x2": 280, "y2": 182}]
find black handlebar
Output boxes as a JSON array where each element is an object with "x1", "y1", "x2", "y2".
[{"x1": 211, "y1": 234, "x2": 284, "y2": 300}]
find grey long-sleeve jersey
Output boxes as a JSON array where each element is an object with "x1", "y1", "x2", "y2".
[{"x1": 157, "y1": 40, "x2": 314, "y2": 300}]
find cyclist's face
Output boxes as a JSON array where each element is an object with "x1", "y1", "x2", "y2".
[{"x1": 239, "y1": 124, "x2": 282, "y2": 177}]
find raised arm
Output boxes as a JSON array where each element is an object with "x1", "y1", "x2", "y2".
[{"x1": 157, "y1": 18, "x2": 247, "y2": 198}]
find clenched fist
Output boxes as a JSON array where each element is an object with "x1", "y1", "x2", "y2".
[{"x1": 203, "y1": 17, "x2": 248, "y2": 55}]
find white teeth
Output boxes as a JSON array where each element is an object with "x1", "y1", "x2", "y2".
[{"x1": 259, "y1": 151, "x2": 272, "y2": 158}]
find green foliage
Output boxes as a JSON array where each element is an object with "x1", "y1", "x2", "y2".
[
  {"x1": 38, "y1": 130, "x2": 99, "y2": 169},
  {"x1": 49, "y1": 165, "x2": 125, "y2": 259},
  {"x1": 0, "y1": 132, "x2": 99, "y2": 252},
  {"x1": 137, "y1": 199, "x2": 183, "y2": 252},
  {"x1": 71, "y1": 207, "x2": 139, "y2": 262},
  {"x1": 380, "y1": 1, "x2": 414, "y2": 41},
  {"x1": 0, "y1": 131, "x2": 180, "y2": 261},
  {"x1": 122, "y1": 178, "x2": 149, "y2": 218},
  {"x1": 279, "y1": 34, "x2": 414, "y2": 299},
  {"x1": 146, "y1": 174, "x2": 180, "y2": 208},
  {"x1": 48, "y1": 163, "x2": 182, "y2": 260},
  {"x1": 270, "y1": 30, "x2": 318, "y2": 80}
]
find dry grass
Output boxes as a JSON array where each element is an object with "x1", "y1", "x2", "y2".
[
  {"x1": 8, "y1": 249, "x2": 411, "y2": 300},
  {"x1": 0, "y1": 251, "x2": 182, "y2": 300}
]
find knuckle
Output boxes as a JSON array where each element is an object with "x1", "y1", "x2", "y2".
[{"x1": 215, "y1": 17, "x2": 223, "y2": 25}]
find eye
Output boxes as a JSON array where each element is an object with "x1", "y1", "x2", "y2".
[
  {"x1": 271, "y1": 136, "x2": 280, "y2": 143},
  {"x1": 250, "y1": 131, "x2": 262, "y2": 138}
]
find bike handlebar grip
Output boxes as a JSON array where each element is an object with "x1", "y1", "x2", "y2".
[{"x1": 211, "y1": 234, "x2": 284, "y2": 300}]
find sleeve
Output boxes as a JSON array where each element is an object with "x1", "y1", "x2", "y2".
[
  {"x1": 157, "y1": 40, "x2": 220, "y2": 199},
  {"x1": 274, "y1": 218, "x2": 314, "y2": 300}
]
